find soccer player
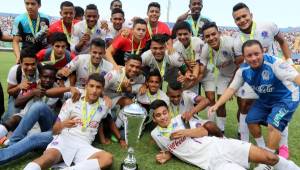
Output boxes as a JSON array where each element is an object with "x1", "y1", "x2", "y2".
[
  {"x1": 36, "y1": 32, "x2": 75, "y2": 70},
  {"x1": 2, "y1": 47, "x2": 39, "y2": 122},
  {"x1": 106, "y1": 8, "x2": 126, "y2": 44},
  {"x1": 166, "y1": 82, "x2": 210, "y2": 121},
  {"x1": 172, "y1": 21, "x2": 207, "y2": 94},
  {"x1": 199, "y1": 22, "x2": 242, "y2": 134},
  {"x1": 106, "y1": 18, "x2": 148, "y2": 66},
  {"x1": 141, "y1": 34, "x2": 187, "y2": 92},
  {"x1": 48, "y1": 1, "x2": 78, "y2": 45},
  {"x1": 137, "y1": 69, "x2": 170, "y2": 108},
  {"x1": 209, "y1": 40, "x2": 300, "y2": 169},
  {"x1": 24, "y1": 74, "x2": 113, "y2": 170},
  {"x1": 151, "y1": 100, "x2": 300, "y2": 170},
  {"x1": 12, "y1": 0, "x2": 50, "y2": 63},
  {"x1": 58, "y1": 38, "x2": 113, "y2": 89},
  {"x1": 110, "y1": 0, "x2": 122, "y2": 10},
  {"x1": 71, "y1": 4, "x2": 112, "y2": 55},
  {"x1": 176, "y1": 0, "x2": 210, "y2": 38},
  {"x1": 74, "y1": 6, "x2": 84, "y2": 21}
]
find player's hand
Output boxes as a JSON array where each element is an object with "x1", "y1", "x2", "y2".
[
  {"x1": 103, "y1": 95, "x2": 112, "y2": 109},
  {"x1": 156, "y1": 151, "x2": 172, "y2": 164},
  {"x1": 62, "y1": 116, "x2": 79, "y2": 128},
  {"x1": 139, "y1": 84, "x2": 147, "y2": 95},
  {"x1": 170, "y1": 129, "x2": 188, "y2": 139},
  {"x1": 32, "y1": 88, "x2": 46, "y2": 98},
  {"x1": 182, "y1": 112, "x2": 193, "y2": 121},
  {"x1": 177, "y1": 10, "x2": 190, "y2": 22},
  {"x1": 81, "y1": 33, "x2": 91, "y2": 45},
  {"x1": 208, "y1": 105, "x2": 218, "y2": 118},
  {"x1": 167, "y1": 47, "x2": 175, "y2": 55},
  {"x1": 119, "y1": 139, "x2": 128, "y2": 149},
  {"x1": 18, "y1": 80, "x2": 30, "y2": 90},
  {"x1": 121, "y1": 79, "x2": 132, "y2": 92},
  {"x1": 119, "y1": 28, "x2": 130, "y2": 38},
  {"x1": 57, "y1": 67, "x2": 71, "y2": 77},
  {"x1": 70, "y1": 87, "x2": 81, "y2": 102},
  {"x1": 177, "y1": 71, "x2": 186, "y2": 83},
  {"x1": 100, "y1": 137, "x2": 111, "y2": 145},
  {"x1": 100, "y1": 21, "x2": 109, "y2": 32}
]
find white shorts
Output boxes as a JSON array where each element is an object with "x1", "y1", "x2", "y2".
[
  {"x1": 201, "y1": 73, "x2": 216, "y2": 92},
  {"x1": 216, "y1": 75, "x2": 231, "y2": 95},
  {"x1": 47, "y1": 134, "x2": 102, "y2": 166},
  {"x1": 236, "y1": 82, "x2": 259, "y2": 99},
  {"x1": 209, "y1": 138, "x2": 251, "y2": 170}
]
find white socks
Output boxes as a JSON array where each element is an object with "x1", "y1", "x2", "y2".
[
  {"x1": 207, "y1": 107, "x2": 216, "y2": 121},
  {"x1": 280, "y1": 126, "x2": 289, "y2": 147},
  {"x1": 255, "y1": 136, "x2": 266, "y2": 148},
  {"x1": 63, "y1": 159, "x2": 100, "y2": 170},
  {"x1": 274, "y1": 156, "x2": 300, "y2": 170},
  {"x1": 216, "y1": 117, "x2": 226, "y2": 132},
  {"x1": 0, "y1": 124, "x2": 8, "y2": 138},
  {"x1": 23, "y1": 162, "x2": 41, "y2": 170},
  {"x1": 239, "y1": 114, "x2": 249, "y2": 142}
]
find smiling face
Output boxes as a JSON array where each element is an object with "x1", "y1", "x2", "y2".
[
  {"x1": 203, "y1": 27, "x2": 221, "y2": 50},
  {"x1": 189, "y1": 0, "x2": 203, "y2": 15},
  {"x1": 125, "y1": 59, "x2": 142, "y2": 78},
  {"x1": 150, "y1": 41, "x2": 166, "y2": 61},
  {"x1": 85, "y1": 9, "x2": 99, "y2": 28},
  {"x1": 167, "y1": 88, "x2": 182, "y2": 105},
  {"x1": 176, "y1": 29, "x2": 192, "y2": 47},
  {"x1": 153, "y1": 105, "x2": 171, "y2": 128},
  {"x1": 147, "y1": 6, "x2": 160, "y2": 23},
  {"x1": 147, "y1": 76, "x2": 161, "y2": 94},
  {"x1": 60, "y1": 6, "x2": 75, "y2": 25},
  {"x1": 243, "y1": 44, "x2": 264, "y2": 69},
  {"x1": 90, "y1": 45, "x2": 105, "y2": 66},
  {"x1": 40, "y1": 69, "x2": 56, "y2": 89},
  {"x1": 111, "y1": 13, "x2": 125, "y2": 31},
  {"x1": 233, "y1": 8, "x2": 253, "y2": 32}
]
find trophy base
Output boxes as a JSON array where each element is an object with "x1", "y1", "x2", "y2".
[{"x1": 120, "y1": 163, "x2": 138, "y2": 170}]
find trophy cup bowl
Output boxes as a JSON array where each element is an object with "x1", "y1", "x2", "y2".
[{"x1": 120, "y1": 101, "x2": 147, "y2": 170}]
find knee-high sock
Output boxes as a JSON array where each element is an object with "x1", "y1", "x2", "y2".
[
  {"x1": 274, "y1": 156, "x2": 300, "y2": 170},
  {"x1": 23, "y1": 162, "x2": 41, "y2": 170},
  {"x1": 0, "y1": 124, "x2": 8, "y2": 138},
  {"x1": 216, "y1": 117, "x2": 226, "y2": 132},
  {"x1": 207, "y1": 107, "x2": 216, "y2": 121},
  {"x1": 255, "y1": 136, "x2": 266, "y2": 148},
  {"x1": 280, "y1": 126, "x2": 289, "y2": 147},
  {"x1": 63, "y1": 159, "x2": 100, "y2": 170},
  {"x1": 239, "y1": 114, "x2": 249, "y2": 142}
]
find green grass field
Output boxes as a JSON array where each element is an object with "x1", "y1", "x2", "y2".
[{"x1": 0, "y1": 51, "x2": 299, "y2": 170}]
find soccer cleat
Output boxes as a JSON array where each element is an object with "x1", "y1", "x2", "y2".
[
  {"x1": 254, "y1": 164, "x2": 274, "y2": 170},
  {"x1": 279, "y1": 145, "x2": 289, "y2": 159}
]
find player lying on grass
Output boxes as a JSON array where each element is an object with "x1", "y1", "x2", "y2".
[{"x1": 150, "y1": 100, "x2": 300, "y2": 170}]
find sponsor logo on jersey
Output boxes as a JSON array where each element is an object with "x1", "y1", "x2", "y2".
[
  {"x1": 262, "y1": 70, "x2": 270, "y2": 81},
  {"x1": 168, "y1": 136, "x2": 187, "y2": 152},
  {"x1": 252, "y1": 84, "x2": 274, "y2": 93}
]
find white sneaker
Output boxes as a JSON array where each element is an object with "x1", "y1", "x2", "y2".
[{"x1": 254, "y1": 164, "x2": 274, "y2": 170}]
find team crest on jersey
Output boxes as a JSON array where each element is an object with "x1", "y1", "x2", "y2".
[
  {"x1": 222, "y1": 51, "x2": 229, "y2": 57},
  {"x1": 96, "y1": 29, "x2": 101, "y2": 34},
  {"x1": 83, "y1": 66, "x2": 88, "y2": 71},
  {"x1": 196, "y1": 122, "x2": 202, "y2": 127},
  {"x1": 262, "y1": 70, "x2": 270, "y2": 81},
  {"x1": 97, "y1": 106, "x2": 103, "y2": 112},
  {"x1": 261, "y1": 31, "x2": 269, "y2": 39}
]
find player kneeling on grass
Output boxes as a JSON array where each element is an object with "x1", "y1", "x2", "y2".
[
  {"x1": 24, "y1": 73, "x2": 113, "y2": 170},
  {"x1": 150, "y1": 100, "x2": 300, "y2": 170}
]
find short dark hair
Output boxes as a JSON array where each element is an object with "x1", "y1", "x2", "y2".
[
  {"x1": 126, "y1": 54, "x2": 143, "y2": 63},
  {"x1": 167, "y1": 80, "x2": 182, "y2": 91},
  {"x1": 25, "y1": 0, "x2": 41, "y2": 5},
  {"x1": 189, "y1": 0, "x2": 202, "y2": 5},
  {"x1": 242, "y1": 40, "x2": 263, "y2": 55},
  {"x1": 60, "y1": 1, "x2": 74, "y2": 10},
  {"x1": 133, "y1": 18, "x2": 147, "y2": 28},
  {"x1": 151, "y1": 34, "x2": 170, "y2": 45},
  {"x1": 232, "y1": 2, "x2": 249, "y2": 13},
  {"x1": 172, "y1": 21, "x2": 192, "y2": 35},
  {"x1": 87, "y1": 73, "x2": 105, "y2": 87},
  {"x1": 86, "y1": 4, "x2": 98, "y2": 11},
  {"x1": 150, "y1": 99, "x2": 169, "y2": 113},
  {"x1": 111, "y1": 8, "x2": 124, "y2": 17},
  {"x1": 90, "y1": 38, "x2": 106, "y2": 48},
  {"x1": 20, "y1": 46, "x2": 37, "y2": 63},
  {"x1": 202, "y1": 21, "x2": 219, "y2": 33},
  {"x1": 147, "y1": 2, "x2": 160, "y2": 12},
  {"x1": 75, "y1": 6, "x2": 84, "y2": 18},
  {"x1": 40, "y1": 64, "x2": 57, "y2": 75},
  {"x1": 110, "y1": 0, "x2": 122, "y2": 9},
  {"x1": 49, "y1": 32, "x2": 68, "y2": 45},
  {"x1": 147, "y1": 69, "x2": 162, "y2": 82}
]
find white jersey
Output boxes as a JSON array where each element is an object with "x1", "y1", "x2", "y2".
[
  {"x1": 104, "y1": 67, "x2": 145, "y2": 99},
  {"x1": 234, "y1": 21, "x2": 280, "y2": 56},
  {"x1": 137, "y1": 89, "x2": 170, "y2": 105},
  {"x1": 173, "y1": 37, "x2": 204, "y2": 62},
  {"x1": 141, "y1": 50, "x2": 185, "y2": 69},
  {"x1": 151, "y1": 115, "x2": 214, "y2": 169},
  {"x1": 66, "y1": 54, "x2": 113, "y2": 89},
  {"x1": 169, "y1": 90, "x2": 198, "y2": 117},
  {"x1": 58, "y1": 97, "x2": 109, "y2": 144},
  {"x1": 199, "y1": 36, "x2": 238, "y2": 77},
  {"x1": 7, "y1": 64, "x2": 39, "y2": 85},
  {"x1": 71, "y1": 20, "x2": 113, "y2": 55},
  {"x1": 107, "y1": 21, "x2": 132, "y2": 38}
]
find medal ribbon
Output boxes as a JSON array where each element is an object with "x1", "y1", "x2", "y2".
[
  {"x1": 85, "y1": 22, "x2": 96, "y2": 35},
  {"x1": 147, "y1": 22, "x2": 158, "y2": 39},
  {"x1": 62, "y1": 20, "x2": 72, "y2": 43},
  {"x1": 241, "y1": 22, "x2": 256, "y2": 43},
  {"x1": 155, "y1": 58, "x2": 167, "y2": 77},
  {"x1": 131, "y1": 35, "x2": 142, "y2": 55},
  {"x1": 88, "y1": 60, "x2": 100, "y2": 75},
  {"x1": 147, "y1": 90, "x2": 160, "y2": 103},
  {"x1": 158, "y1": 123, "x2": 174, "y2": 138},
  {"x1": 81, "y1": 99, "x2": 99, "y2": 129},
  {"x1": 26, "y1": 13, "x2": 40, "y2": 36},
  {"x1": 170, "y1": 104, "x2": 180, "y2": 118},
  {"x1": 116, "y1": 67, "x2": 126, "y2": 92},
  {"x1": 190, "y1": 16, "x2": 201, "y2": 36},
  {"x1": 186, "y1": 41, "x2": 195, "y2": 61}
]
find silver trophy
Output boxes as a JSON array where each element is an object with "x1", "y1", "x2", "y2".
[{"x1": 121, "y1": 100, "x2": 147, "y2": 170}]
